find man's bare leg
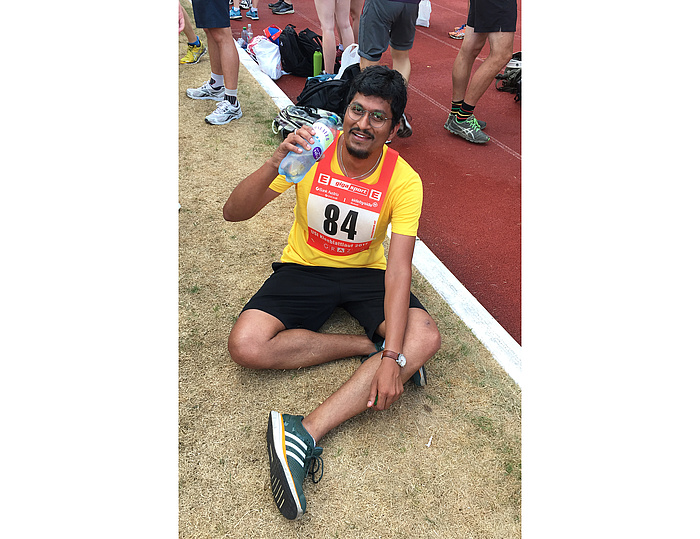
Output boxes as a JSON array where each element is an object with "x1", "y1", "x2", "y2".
[
  {"x1": 389, "y1": 47, "x2": 411, "y2": 84},
  {"x1": 451, "y1": 26, "x2": 488, "y2": 101},
  {"x1": 301, "y1": 307, "x2": 441, "y2": 442},
  {"x1": 228, "y1": 309, "x2": 379, "y2": 370},
  {"x1": 463, "y1": 31, "x2": 514, "y2": 106},
  {"x1": 203, "y1": 27, "x2": 240, "y2": 90},
  {"x1": 452, "y1": 28, "x2": 514, "y2": 105}
]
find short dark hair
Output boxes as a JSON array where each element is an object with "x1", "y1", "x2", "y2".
[{"x1": 345, "y1": 65, "x2": 407, "y2": 130}]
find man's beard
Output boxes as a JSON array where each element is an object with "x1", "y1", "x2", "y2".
[{"x1": 345, "y1": 128, "x2": 373, "y2": 159}]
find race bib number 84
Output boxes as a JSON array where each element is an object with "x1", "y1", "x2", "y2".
[
  {"x1": 307, "y1": 196, "x2": 378, "y2": 255},
  {"x1": 306, "y1": 140, "x2": 397, "y2": 257}
]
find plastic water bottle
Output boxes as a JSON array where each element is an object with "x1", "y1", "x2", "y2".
[
  {"x1": 242, "y1": 27, "x2": 248, "y2": 46},
  {"x1": 247, "y1": 23, "x2": 253, "y2": 42},
  {"x1": 278, "y1": 117, "x2": 340, "y2": 183}
]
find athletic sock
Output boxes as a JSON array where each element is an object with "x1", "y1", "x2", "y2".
[
  {"x1": 450, "y1": 100, "x2": 463, "y2": 116},
  {"x1": 188, "y1": 36, "x2": 201, "y2": 47},
  {"x1": 209, "y1": 73, "x2": 224, "y2": 89},
  {"x1": 456, "y1": 102, "x2": 475, "y2": 123},
  {"x1": 224, "y1": 88, "x2": 238, "y2": 105}
]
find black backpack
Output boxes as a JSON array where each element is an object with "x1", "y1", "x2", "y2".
[
  {"x1": 295, "y1": 63, "x2": 360, "y2": 116},
  {"x1": 278, "y1": 25, "x2": 322, "y2": 77},
  {"x1": 495, "y1": 51, "x2": 521, "y2": 102}
]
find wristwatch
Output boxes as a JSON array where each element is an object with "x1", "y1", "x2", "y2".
[{"x1": 381, "y1": 349, "x2": 406, "y2": 367}]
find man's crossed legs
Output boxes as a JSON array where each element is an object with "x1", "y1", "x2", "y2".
[{"x1": 228, "y1": 302, "x2": 441, "y2": 518}]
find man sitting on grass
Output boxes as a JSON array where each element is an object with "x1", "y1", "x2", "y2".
[{"x1": 222, "y1": 65, "x2": 441, "y2": 520}]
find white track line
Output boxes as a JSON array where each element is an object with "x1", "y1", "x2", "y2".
[{"x1": 235, "y1": 40, "x2": 522, "y2": 386}]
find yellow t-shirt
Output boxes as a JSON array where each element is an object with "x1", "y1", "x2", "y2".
[{"x1": 269, "y1": 134, "x2": 423, "y2": 269}]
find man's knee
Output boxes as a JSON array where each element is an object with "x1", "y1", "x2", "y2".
[
  {"x1": 228, "y1": 328, "x2": 270, "y2": 369},
  {"x1": 488, "y1": 33, "x2": 515, "y2": 67},
  {"x1": 410, "y1": 310, "x2": 442, "y2": 357},
  {"x1": 460, "y1": 32, "x2": 487, "y2": 58},
  {"x1": 423, "y1": 320, "x2": 442, "y2": 358},
  {"x1": 207, "y1": 26, "x2": 230, "y2": 45}
]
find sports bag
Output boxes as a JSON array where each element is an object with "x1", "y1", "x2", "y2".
[
  {"x1": 278, "y1": 24, "x2": 323, "y2": 77},
  {"x1": 295, "y1": 62, "x2": 360, "y2": 116},
  {"x1": 264, "y1": 25, "x2": 282, "y2": 45},
  {"x1": 272, "y1": 105, "x2": 341, "y2": 138},
  {"x1": 495, "y1": 51, "x2": 521, "y2": 102}
]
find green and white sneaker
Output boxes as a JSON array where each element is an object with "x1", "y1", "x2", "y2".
[
  {"x1": 444, "y1": 114, "x2": 490, "y2": 144},
  {"x1": 411, "y1": 365, "x2": 427, "y2": 387},
  {"x1": 444, "y1": 113, "x2": 486, "y2": 131},
  {"x1": 267, "y1": 411, "x2": 324, "y2": 520},
  {"x1": 205, "y1": 99, "x2": 243, "y2": 125},
  {"x1": 186, "y1": 81, "x2": 225, "y2": 101}
]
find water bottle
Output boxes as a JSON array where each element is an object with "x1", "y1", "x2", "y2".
[
  {"x1": 242, "y1": 26, "x2": 248, "y2": 46},
  {"x1": 313, "y1": 51, "x2": 322, "y2": 76},
  {"x1": 278, "y1": 117, "x2": 340, "y2": 183},
  {"x1": 247, "y1": 23, "x2": 253, "y2": 42}
]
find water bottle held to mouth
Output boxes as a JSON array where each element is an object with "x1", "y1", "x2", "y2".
[{"x1": 278, "y1": 117, "x2": 340, "y2": 183}]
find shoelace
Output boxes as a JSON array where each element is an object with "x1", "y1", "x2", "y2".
[
  {"x1": 307, "y1": 452, "x2": 324, "y2": 484},
  {"x1": 466, "y1": 116, "x2": 481, "y2": 130}
]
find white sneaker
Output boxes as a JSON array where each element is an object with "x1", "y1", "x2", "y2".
[
  {"x1": 186, "y1": 81, "x2": 224, "y2": 101},
  {"x1": 205, "y1": 99, "x2": 243, "y2": 125}
]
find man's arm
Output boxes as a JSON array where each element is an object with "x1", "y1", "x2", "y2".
[
  {"x1": 222, "y1": 126, "x2": 316, "y2": 222},
  {"x1": 367, "y1": 231, "x2": 416, "y2": 410}
]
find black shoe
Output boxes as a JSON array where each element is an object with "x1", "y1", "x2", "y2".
[
  {"x1": 272, "y1": 1, "x2": 294, "y2": 14},
  {"x1": 268, "y1": 0, "x2": 283, "y2": 8},
  {"x1": 397, "y1": 113, "x2": 413, "y2": 138}
]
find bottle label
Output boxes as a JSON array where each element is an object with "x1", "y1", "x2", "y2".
[{"x1": 311, "y1": 121, "x2": 335, "y2": 159}]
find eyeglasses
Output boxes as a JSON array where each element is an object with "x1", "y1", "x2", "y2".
[{"x1": 346, "y1": 102, "x2": 392, "y2": 128}]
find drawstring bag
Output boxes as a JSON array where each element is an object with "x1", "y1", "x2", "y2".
[
  {"x1": 335, "y1": 43, "x2": 360, "y2": 80},
  {"x1": 250, "y1": 38, "x2": 283, "y2": 80},
  {"x1": 416, "y1": 0, "x2": 431, "y2": 27}
]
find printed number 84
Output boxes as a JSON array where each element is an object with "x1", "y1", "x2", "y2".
[{"x1": 324, "y1": 204, "x2": 358, "y2": 240}]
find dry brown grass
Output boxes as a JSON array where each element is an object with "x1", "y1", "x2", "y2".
[{"x1": 178, "y1": 14, "x2": 521, "y2": 538}]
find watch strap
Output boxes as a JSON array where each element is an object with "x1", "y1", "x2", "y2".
[{"x1": 381, "y1": 350, "x2": 399, "y2": 361}]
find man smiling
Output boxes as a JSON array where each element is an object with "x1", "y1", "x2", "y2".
[{"x1": 222, "y1": 65, "x2": 441, "y2": 520}]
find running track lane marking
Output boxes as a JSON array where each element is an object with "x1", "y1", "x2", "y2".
[{"x1": 235, "y1": 41, "x2": 522, "y2": 387}]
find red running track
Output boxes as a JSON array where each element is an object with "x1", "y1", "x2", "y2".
[{"x1": 233, "y1": 0, "x2": 522, "y2": 343}]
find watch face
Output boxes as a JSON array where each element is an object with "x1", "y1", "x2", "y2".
[{"x1": 398, "y1": 353, "x2": 406, "y2": 367}]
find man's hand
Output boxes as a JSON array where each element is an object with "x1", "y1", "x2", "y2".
[
  {"x1": 266, "y1": 124, "x2": 317, "y2": 169},
  {"x1": 367, "y1": 357, "x2": 403, "y2": 411}
]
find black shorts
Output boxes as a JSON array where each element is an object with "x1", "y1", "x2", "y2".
[
  {"x1": 467, "y1": 0, "x2": 518, "y2": 33},
  {"x1": 241, "y1": 263, "x2": 427, "y2": 343},
  {"x1": 191, "y1": 0, "x2": 230, "y2": 29}
]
